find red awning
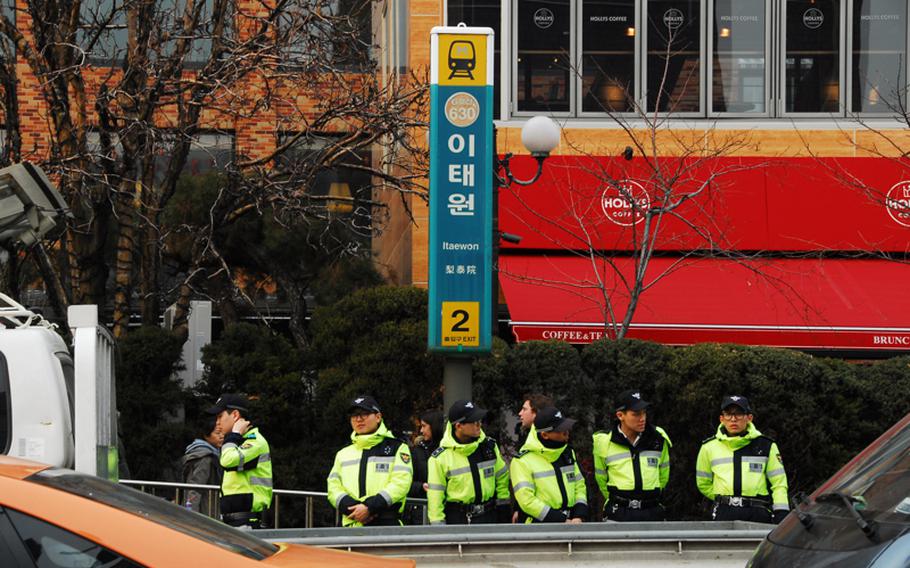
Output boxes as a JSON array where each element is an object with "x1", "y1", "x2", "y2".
[{"x1": 499, "y1": 255, "x2": 910, "y2": 350}]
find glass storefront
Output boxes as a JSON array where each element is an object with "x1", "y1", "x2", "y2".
[
  {"x1": 784, "y1": 0, "x2": 841, "y2": 113},
  {"x1": 582, "y1": 0, "x2": 636, "y2": 112},
  {"x1": 852, "y1": 0, "x2": 907, "y2": 112},
  {"x1": 451, "y1": 0, "x2": 910, "y2": 118},
  {"x1": 712, "y1": 0, "x2": 767, "y2": 114},
  {"x1": 516, "y1": 0, "x2": 573, "y2": 112}
]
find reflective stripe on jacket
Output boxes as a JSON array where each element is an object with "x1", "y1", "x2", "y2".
[
  {"x1": 426, "y1": 423, "x2": 510, "y2": 524},
  {"x1": 695, "y1": 422, "x2": 789, "y2": 511},
  {"x1": 510, "y1": 426, "x2": 588, "y2": 523},
  {"x1": 593, "y1": 424, "x2": 671, "y2": 504},
  {"x1": 326, "y1": 421, "x2": 413, "y2": 527},
  {"x1": 219, "y1": 427, "x2": 272, "y2": 515}
]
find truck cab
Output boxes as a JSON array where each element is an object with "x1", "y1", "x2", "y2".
[
  {"x1": 0, "y1": 323, "x2": 75, "y2": 468},
  {"x1": 0, "y1": 295, "x2": 117, "y2": 479}
]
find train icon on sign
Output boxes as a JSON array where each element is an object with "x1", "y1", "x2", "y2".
[{"x1": 448, "y1": 40, "x2": 476, "y2": 80}]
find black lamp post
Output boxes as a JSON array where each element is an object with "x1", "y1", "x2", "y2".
[{"x1": 492, "y1": 116, "x2": 559, "y2": 343}]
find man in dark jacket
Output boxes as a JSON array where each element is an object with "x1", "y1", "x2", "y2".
[{"x1": 181, "y1": 412, "x2": 224, "y2": 517}]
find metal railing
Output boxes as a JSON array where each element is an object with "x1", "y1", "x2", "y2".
[{"x1": 119, "y1": 479, "x2": 428, "y2": 528}]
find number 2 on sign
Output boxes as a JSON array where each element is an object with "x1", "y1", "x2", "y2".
[{"x1": 441, "y1": 301, "x2": 480, "y2": 347}]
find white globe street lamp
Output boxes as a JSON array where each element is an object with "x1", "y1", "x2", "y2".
[
  {"x1": 521, "y1": 116, "x2": 561, "y2": 158},
  {"x1": 496, "y1": 116, "x2": 560, "y2": 187}
]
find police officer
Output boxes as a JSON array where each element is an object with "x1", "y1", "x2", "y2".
[
  {"x1": 209, "y1": 393, "x2": 272, "y2": 529},
  {"x1": 696, "y1": 395, "x2": 789, "y2": 523},
  {"x1": 427, "y1": 400, "x2": 510, "y2": 525},
  {"x1": 510, "y1": 406, "x2": 588, "y2": 523},
  {"x1": 593, "y1": 390, "x2": 671, "y2": 521},
  {"x1": 327, "y1": 395, "x2": 413, "y2": 527}
]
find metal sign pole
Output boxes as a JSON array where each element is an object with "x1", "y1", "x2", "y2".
[{"x1": 427, "y1": 25, "x2": 496, "y2": 403}]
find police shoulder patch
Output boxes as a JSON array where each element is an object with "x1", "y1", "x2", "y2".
[
  {"x1": 400, "y1": 452, "x2": 411, "y2": 463},
  {"x1": 517, "y1": 450, "x2": 530, "y2": 458},
  {"x1": 241, "y1": 443, "x2": 253, "y2": 449},
  {"x1": 701, "y1": 435, "x2": 716, "y2": 445},
  {"x1": 431, "y1": 447, "x2": 446, "y2": 458}
]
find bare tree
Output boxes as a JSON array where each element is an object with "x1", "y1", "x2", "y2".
[
  {"x1": 0, "y1": 0, "x2": 428, "y2": 341},
  {"x1": 500, "y1": 20, "x2": 771, "y2": 340},
  {"x1": 795, "y1": 80, "x2": 910, "y2": 253}
]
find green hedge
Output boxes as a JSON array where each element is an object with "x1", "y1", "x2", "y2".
[
  {"x1": 480, "y1": 339, "x2": 910, "y2": 519},
  {"x1": 117, "y1": 286, "x2": 910, "y2": 523}
]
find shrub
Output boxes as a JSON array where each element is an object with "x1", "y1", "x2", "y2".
[
  {"x1": 196, "y1": 323, "x2": 312, "y2": 505},
  {"x1": 308, "y1": 286, "x2": 444, "y2": 468},
  {"x1": 116, "y1": 326, "x2": 187, "y2": 481}
]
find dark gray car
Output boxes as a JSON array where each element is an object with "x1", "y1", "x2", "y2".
[{"x1": 747, "y1": 412, "x2": 910, "y2": 567}]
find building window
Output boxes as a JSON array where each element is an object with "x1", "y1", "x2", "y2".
[
  {"x1": 449, "y1": 0, "x2": 502, "y2": 117},
  {"x1": 379, "y1": 0, "x2": 409, "y2": 79},
  {"x1": 712, "y1": 0, "x2": 768, "y2": 114},
  {"x1": 647, "y1": 0, "x2": 702, "y2": 113},
  {"x1": 516, "y1": 0, "x2": 572, "y2": 113},
  {"x1": 582, "y1": 0, "x2": 636, "y2": 113},
  {"x1": 182, "y1": 133, "x2": 234, "y2": 176},
  {"x1": 852, "y1": 0, "x2": 907, "y2": 113},
  {"x1": 276, "y1": 134, "x2": 372, "y2": 219},
  {"x1": 784, "y1": 0, "x2": 842, "y2": 113},
  {"x1": 80, "y1": 0, "x2": 220, "y2": 68},
  {"x1": 473, "y1": 0, "x2": 910, "y2": 118}
]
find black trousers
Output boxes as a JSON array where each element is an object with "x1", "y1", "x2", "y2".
[
  {"x1": 604, "y1": 503, "x2": 665, "y2": 522},
  {"x1": 712, "y1": 503, "x2": 772, "y2": 523},
  {"x1": 364, "y1": 511, "x2": 403, "y2": 526},
  {"x1": 222, "y1": 512, "x2": 262, "y2": 529},
  {"x1": 444, "y1": 505, "x2": 497, "y2": 525}
]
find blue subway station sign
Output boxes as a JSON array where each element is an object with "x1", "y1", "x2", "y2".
[{"x1": 428, "y1": 26, "x2": 494, "y2": 354}]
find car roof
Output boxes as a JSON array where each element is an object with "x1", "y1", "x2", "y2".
[
  {"x1": 0, "y1": 454, "x2": 52, "y2": 479},
  {"x1": 0, "y1": 455, "x2": 414, "y2": 567}
]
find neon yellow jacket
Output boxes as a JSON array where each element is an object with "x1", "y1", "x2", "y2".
[
  {"x1": 696, "y1": 423, "x2": 789, "y2": 512},
  {"x1": 220, "y1": 427, "x2": 272, "y2": 514},
  {"x1": 326, "y1": 421, "x2": 413, "y2": 527},
  {"x1": 510, "y1": 426, "x2": 588, "y2": 523},
  {"x1": 426, "y1": 423, "x2": 510, "y2": 524},
  {"x1": 593, "y1": 424, "x2": 671, "y2": 504}
]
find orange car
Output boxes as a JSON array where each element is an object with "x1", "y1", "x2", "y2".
[{"x1": 0, "y1": 455, "x2": 414, "y2": 567}]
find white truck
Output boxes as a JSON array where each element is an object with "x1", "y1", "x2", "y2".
[
  {"x1": 0, "y1": 294, "x2": 118, "y2": 479},
  {"x1": 0, "y1": 162, "x2": 118, "y2": 479}
]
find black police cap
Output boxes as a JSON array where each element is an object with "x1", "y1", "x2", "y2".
[
  {"x1": 348, "y1": 395, "x2": 382, "y2": 415},
  {"x1": 205, "y1": 393, "x2": 249, "y2": 415},
  {"x1": 534, "y1": 406, "x2": 576, "y2": 433},
  {"x1": 448, "y1": 400, "x2": 488, "y2": 424},
  {"x1": 615, "y1": 389, "x2": 651, "y2": 412},
  {"x1": 721, "y1": 395, "x2": 752, "y2": 413}
]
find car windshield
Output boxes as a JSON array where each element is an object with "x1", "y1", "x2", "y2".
[
  {"x1": 813, "y1": 414, "x2": 910, "y2": 518},
  {"x1": 27, "y1": 468, "x2": 279, "y2": 560}
]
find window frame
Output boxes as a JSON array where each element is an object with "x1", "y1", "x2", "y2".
[
  {"x1": 576, "y1": 0, "x2": 642, "y2": 118},
  {"x1": 779, "y1": 0, "x2": 848, "y2": 118},
  {"x1": 484, "y1": 0, "x2": 910, "y2": 119},
  {"x1": 642, "y1": 0, "x2": 708, "y2": 117},
  {"x1": 707, "y1": 0, "x2": 774, "y2": 117},
  {"x1": 846, "y1": 0, "x2": 910, "y2": 116},
  {"x1": 511, "y1": 0, "x2": 577, "y2": 117}
]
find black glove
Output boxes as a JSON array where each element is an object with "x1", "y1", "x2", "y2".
[
  {"x1": 772, "y1": 510, "x2": 789, "y2": 524},
  {"x1": 542, "y1": 508, "x2": 569, "y2": 523},
  {"x1": 496, "y1": 504, "x2": 512, "y2": 524}
]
